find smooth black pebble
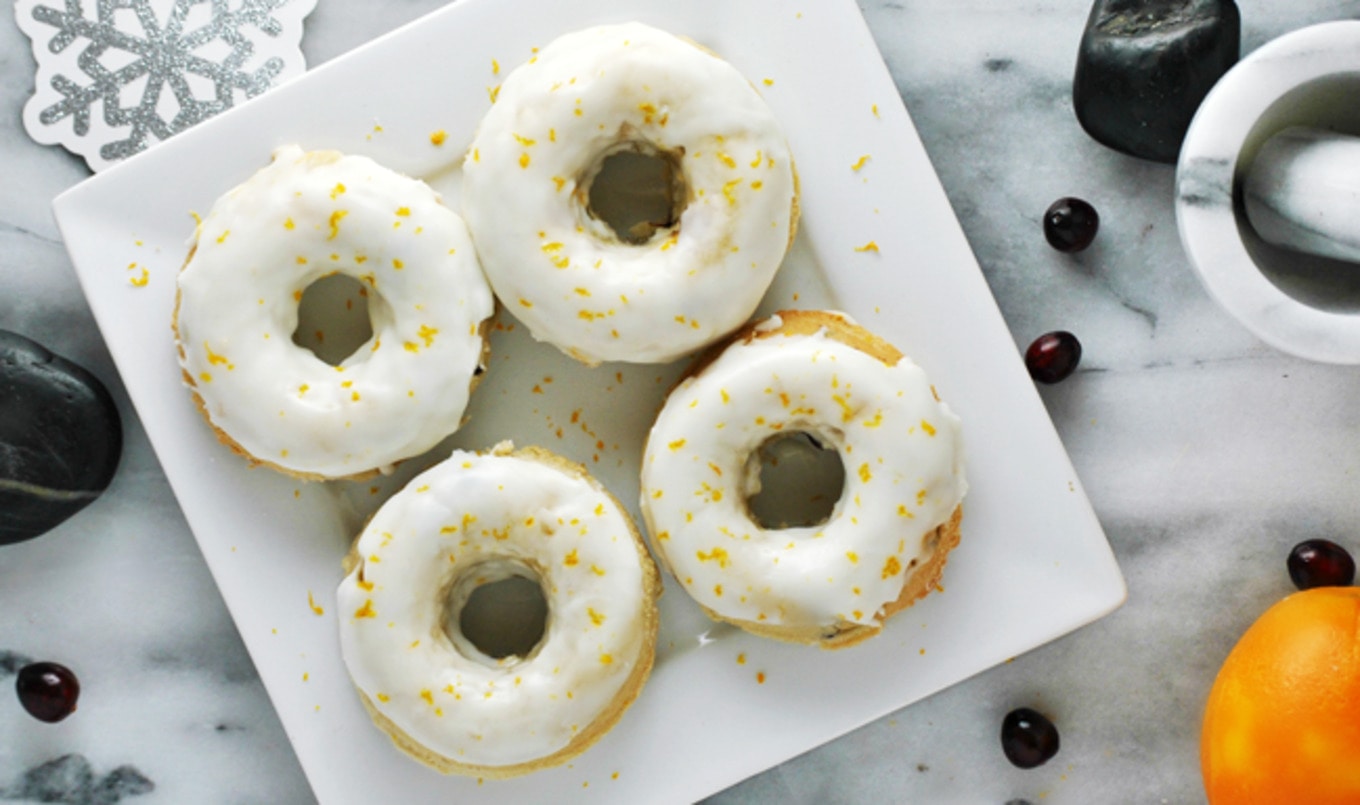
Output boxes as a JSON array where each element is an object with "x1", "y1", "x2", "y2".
[
  {"x1": 0, "y1": 330, "x2": 122, "y2": 545},
  {"x1": 1073, "y1": 0, "x2": 1240, "y2": 163}
]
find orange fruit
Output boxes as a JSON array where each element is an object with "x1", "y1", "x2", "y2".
[{"x1": 1201, "y1": 586, "x2": 1360, "y2": 804}]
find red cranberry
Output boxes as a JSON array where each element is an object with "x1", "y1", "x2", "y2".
[
  {"x1": 1287, "y1": 539, "x2": 1355, "y2": 590},
  {"x1": 16, "y1": 661, "x2": 80, "y2": 723},
  {"x1": 1043, "y1": 197, "x2": 1100, "y2": 252},
  {"x1": 1025, "y1": 331, "x2": 1082, "y2": 384},
  {"x1": 1001, "y1": 707, "x2": 1060, "y2": 768}
]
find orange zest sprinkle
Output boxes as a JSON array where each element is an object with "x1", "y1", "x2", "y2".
[
  {"x1": 696, "y1": 547, "x2": 730, "y2": 567},
  {"x1": 327, "y1": 210, "x2": 348, "y2": 240}
]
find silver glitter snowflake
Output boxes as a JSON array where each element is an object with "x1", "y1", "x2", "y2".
[{"x1": 21, "y1": 0, "x2": 308, "y2": 167}]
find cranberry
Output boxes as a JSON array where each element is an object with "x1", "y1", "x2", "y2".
[
  {"x1": 1287, "y1": 539, "x2": 1355, "y2": 590},
  {"x1": 16, "y1": 662, "x2": 80, "y2": 723},
  {"x1": 1025, "y1": 331, "x2": 1082, "y2": 384},
  {"x1": 1001, "y1": 707, "x2": 1060, "y2": 768},
  {"x1": 1043, "y1": 197, "x2": 1100, "y2": 252}
]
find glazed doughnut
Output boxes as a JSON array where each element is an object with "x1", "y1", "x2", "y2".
[
  {"x1": 336, "y1": 443, "x2": 661, "y2": 777},
  {"x1": 174, "y1": 146, "x2": 494, "y2": 479},
  {"x1": 640, "y1": 310, "x2": 967, "y2": 649},
  {"x1": 462, "y1": 22, "x2": 798, "y2": 365}
]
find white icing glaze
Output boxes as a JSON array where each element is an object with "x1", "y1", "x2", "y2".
[
  {"x1": 336, "y1": 445, "x2": 655, "y2": 769},
  {"x1": 640, "y1": 318, "x2": 966, "y2": 633},
  {"x1": 462, "y1": 22, "x2": 797, "y2": 364},
  {"x1": 176, "y1": 146, "x2": 494, "y2": 478}
]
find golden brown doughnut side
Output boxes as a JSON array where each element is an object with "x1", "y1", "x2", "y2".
[{"x1": 674, "y1": 309, "x2": 902, "y2": 390}]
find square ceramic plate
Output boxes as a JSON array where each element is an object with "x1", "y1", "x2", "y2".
[{"x1": 52, "y1": 0, "x2": 1127, "y2": 801}]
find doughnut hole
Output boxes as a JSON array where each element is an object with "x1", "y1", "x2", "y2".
[
  {"x1": 744, "y1": 431, "x2": 847, "y2": 530},
  {"x1": 291, "y1": 273, "x2": 375, "y2": 366},
  {"x1": 583, "y1": 142, "x2": 688, "y2": 245},
  {"x1": 444, "y1": 561, "x2": 549, "y2": 665}
]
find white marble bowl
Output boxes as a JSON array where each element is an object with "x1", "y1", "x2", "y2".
[{"x1": 1176, "y1": 21, "x2": 1360, "y2": 363}]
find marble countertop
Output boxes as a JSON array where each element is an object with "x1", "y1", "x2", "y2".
[{"x1": 5, "y1": 1, "x2": 1360, "y2": 802}]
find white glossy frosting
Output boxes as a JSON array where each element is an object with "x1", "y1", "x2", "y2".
[
  {"x1": 640, "y1": 317, "x2": 966, "y2": 633},
  {"x1": 462, "y1": 22, "x2": 797, "y2": 364},
  {"x1": 336, "y1": 445, "x2": 656, "y2": 770},
  {"x1": 176, "y1": 146, "x2": 494, "y2": 478}
]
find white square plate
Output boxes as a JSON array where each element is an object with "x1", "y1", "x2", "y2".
[{"x1": 52, "y1": 0, "x2": 1126, "y2": 802}]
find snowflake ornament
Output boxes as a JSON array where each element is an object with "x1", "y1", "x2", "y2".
[{"x1": 17, "y1": 0, "x2": 317, "y2": 171}]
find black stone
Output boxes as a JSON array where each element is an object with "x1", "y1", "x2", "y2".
[
  {"x1": 0, "y1": 330, "x2": 122, "y2": 545},
  {"x1": 1073, "y1": 0, "x2": 1240, "y2": 164}
]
